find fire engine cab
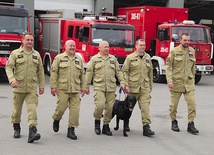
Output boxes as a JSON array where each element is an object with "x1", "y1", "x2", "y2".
[
  {"x1": 0, "y1": 3, "x2": 30, "y2": 76},
  {"x1": 37, "y1": 10, "x2": 135, "y2": 75},
  {"x1": 116, "y1": 6, "x2": 213, "y2": 84}
]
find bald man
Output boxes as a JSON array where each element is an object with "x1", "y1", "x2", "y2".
[
  {"x1": 50, "y1": 40, "x2": 86, "y2": 140},
  {"x1": 86, "y1": 41, "x2": 125, "y2": 136}
]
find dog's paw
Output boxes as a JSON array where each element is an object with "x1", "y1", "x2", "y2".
[{"x1": 114, "y1": 127, "x2": 119, "y2": 131}]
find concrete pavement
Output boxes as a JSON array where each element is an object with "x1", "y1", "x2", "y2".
[{"x1": 0, "y1": 74, "x2": 214, "y2": 155}]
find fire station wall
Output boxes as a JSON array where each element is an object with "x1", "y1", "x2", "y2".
[
  {"x1": 34, "y1": 0, "x2": 94, "y2": 13},
  {"x1": 94, "y1": 0, "x2": 113, "y2": 15},
  {"x1": 15, "y1": 0, "x2": 34, "y2": 34},
  {"x1": 166, "y1": 0, "x2": 184, "y2": 8}
]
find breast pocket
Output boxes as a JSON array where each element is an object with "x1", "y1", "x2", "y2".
[
  {"x1": 174, "y1": 57, "x2": 183, "y2": 68},
  {"x1": 59, "y1": 63, "x2": 69, "y2": 74},
  {"x1": 94, "y1": 63, "x2": 103, "y2": 75},
  {"x1": 130, "y1": 62, "x2": 139, "y2": 70},
  {"x1": 16, "y1": 58, "x2": 24, "y2": 67},
  {"x1": 15, "y1": 58, "x2": 25, "y2": 74}
]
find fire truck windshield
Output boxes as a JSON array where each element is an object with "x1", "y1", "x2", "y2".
[
  {"x1": 0, "y1": 15, "x2": 28, "y2": 34},
  {"x1": 172, "y1": 27, "x2": 211, "y2": 42},
  {"x1": 91, "y1": 28, "x2": 134, "y2": 48}
]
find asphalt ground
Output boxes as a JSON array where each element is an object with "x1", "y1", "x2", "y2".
[{"x1": 0, "y1": 74, "x2": 214, "y2": 155}]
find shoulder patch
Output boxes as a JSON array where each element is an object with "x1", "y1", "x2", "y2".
[
  {"x1": 75, "y1": 57, "x2": 80, "y2": 64},
  {"x1": 32, "y1": 53, "x2": 38, "y2": 59},
  {"x1": 109, "y1": 57, "x2": 115, "y2": 64},
  {"x1": 145, "y1": 56, "x2": 150, "y2": 63}
]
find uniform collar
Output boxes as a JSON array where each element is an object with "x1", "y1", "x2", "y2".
[
  {"x1": 97, "y1": 52, "x2": 110, "y2": 59},
  {"x1": 178, "y1": 44, "x2": 189, "y2": 52},
  {"x1": 19, "y1": 46, "x2": 34, "y2": 54},
  {"x1": 62, "y1": 52, "x2": 77, "y2": 60},
  {"x1": 133, "y1": 50, "x2": 145, "y2": 58}
]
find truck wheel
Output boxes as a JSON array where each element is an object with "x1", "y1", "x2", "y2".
[
  {"x1": 44, "y1": 58, "x2": 51, "y2": 76},
  {"x1": 153, "y1": 61, "x2": 166, "y2": 83},
  {"x1": 195, "y1": 75, "x2": 202, "y2": 84}
]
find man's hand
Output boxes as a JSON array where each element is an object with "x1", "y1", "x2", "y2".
[
  {"x1": 81, "y1": 90, "x2": 86, "y2": 97},
  {"x1": 85, "y1": 88, "x2": 90, "y2": 95},
  {"x1": 51, "y1": 88, "x2": 57, "y2": 96},
  {"x1": 39, "y1": 88, "x2": 44, "y2": 95},
  {"x1": 124, "y1": 85, "x2": 130, "y2": 93},
  {"x1": 11, "y1": 80, "x2": 18, "y2": 88},
  {"x1": 168, "y1": 82, "x2": 174, "y2": 89},
  {"x1": 120, "y1": 83, "x2": 125, "y2": 90}
]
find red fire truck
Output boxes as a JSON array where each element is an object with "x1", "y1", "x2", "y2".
[
  {"x1": 0, "y1": 3, "x2": 30, "y2": 77},
  {"x1": 37, "y1": 10, "x2": 135, "y2": 75},
  {"x1": 116, "y1": 6, "x2": 213, "y2": 84}
]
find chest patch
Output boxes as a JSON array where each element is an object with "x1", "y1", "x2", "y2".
[
  {"x1": 17, "y1": 54, "x2": 23, "y2": 58},
  {"x1": 60, "y1": 60, "x2": 68, "y2": 62}
]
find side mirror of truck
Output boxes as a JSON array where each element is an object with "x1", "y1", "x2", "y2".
[
  {"x1": 34, "y1": 17, "x2": 40, "y2": 36},
  {"x1": 172, "y1": 34, "x2": 179, "y2": 42}
]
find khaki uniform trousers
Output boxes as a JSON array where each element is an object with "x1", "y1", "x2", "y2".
[
  {"x1": 129, "y1": 92, "x2": 151, "y2": 126},
  {"x1": 52, "y1": 92, "x2": 80, "y2": 128},
  {"x1": 11, "y1": 92, "x2": 38, "y2": 127},
  {"x1": 169, "y1": 90, "x2": 196, "y2": 122},
  {"x1": 93, "y1": 90, "x2": 115, "y2": 124}
]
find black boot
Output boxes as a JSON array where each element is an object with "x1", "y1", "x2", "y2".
[
  {"x1": 67, "y1": 127, "x2": 77, "y2": 140},
  {"x1": 28, "y1": 126, "x2": 41, "y2": 143},
  {"x1": 13, "y1": 123, "x2": 21, "y2": 138},
  {"x1": 94, "y1": 120, "x2": 101, "y2": 135},
  {"x1": 102, "y1": 124, "x2": 112, "y2": 136},
  {"x1": 125, "y1": 120, "x2": 130, "y2": 132},
  {"x1": 53, "y1": 120, "x2": 60, "y2": 132},
  {"x1": 171, "y1": 120, "x2": 180, "y2": 132},
  {"x1": 187, "y1": 122, "x2": 199, "y2": 135},
  {"x1": 143, "y1": 124, "x2": 155, "y2": 137}
]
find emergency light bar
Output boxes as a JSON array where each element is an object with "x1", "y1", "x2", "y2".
[
  {"x1": 183, "y1": 20, "x2": 195, "y2": 25},
  {"x1": 83, "y1": 16, "x2": 117, "y2": 21}
]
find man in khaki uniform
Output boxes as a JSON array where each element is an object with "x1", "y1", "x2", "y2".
[
  {"x1": 51, "y1": 40, "x2": 86, "y2": 140},
  {"x1": 166, "y1": 33, "x2": 199, "y2": 135},
  {"x1": 123, "y1": 39, "x2": 155, "y2": 137},
  {"x1": 86, "y1": 41, "x2": 125, "y2": 136},
  {"x1": 5, "y1": 32, "x2": 45, "y2": 143}
]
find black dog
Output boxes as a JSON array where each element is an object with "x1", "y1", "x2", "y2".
[{"x1": 112, "y1": 95, "x2": 137, "y2": 137}]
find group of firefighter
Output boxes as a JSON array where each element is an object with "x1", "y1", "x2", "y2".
[{"x1": 5, "y1": 32, "x2": 199, "y2": 143}]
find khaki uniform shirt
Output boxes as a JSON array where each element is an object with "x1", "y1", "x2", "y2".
[
  {"x1": 5, "y1": 46, "x2": 44, "y2": 93},
  {"x1": 86, "y1": 53, "x2": 125, "y2": 92},
  {"x1": 50, "y1": 52, "x2": 86, "y2": 93},
  {"x1": 166, "y1": 44, "x2": 196, "y2": 92},
  {"x1": 123, "y1": 51, "x2": 153, "y2": 93}
]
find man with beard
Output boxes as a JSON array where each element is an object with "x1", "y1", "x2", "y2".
[{"x1": 166, "y1": 33, "x2": 199, "y2": 135}]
